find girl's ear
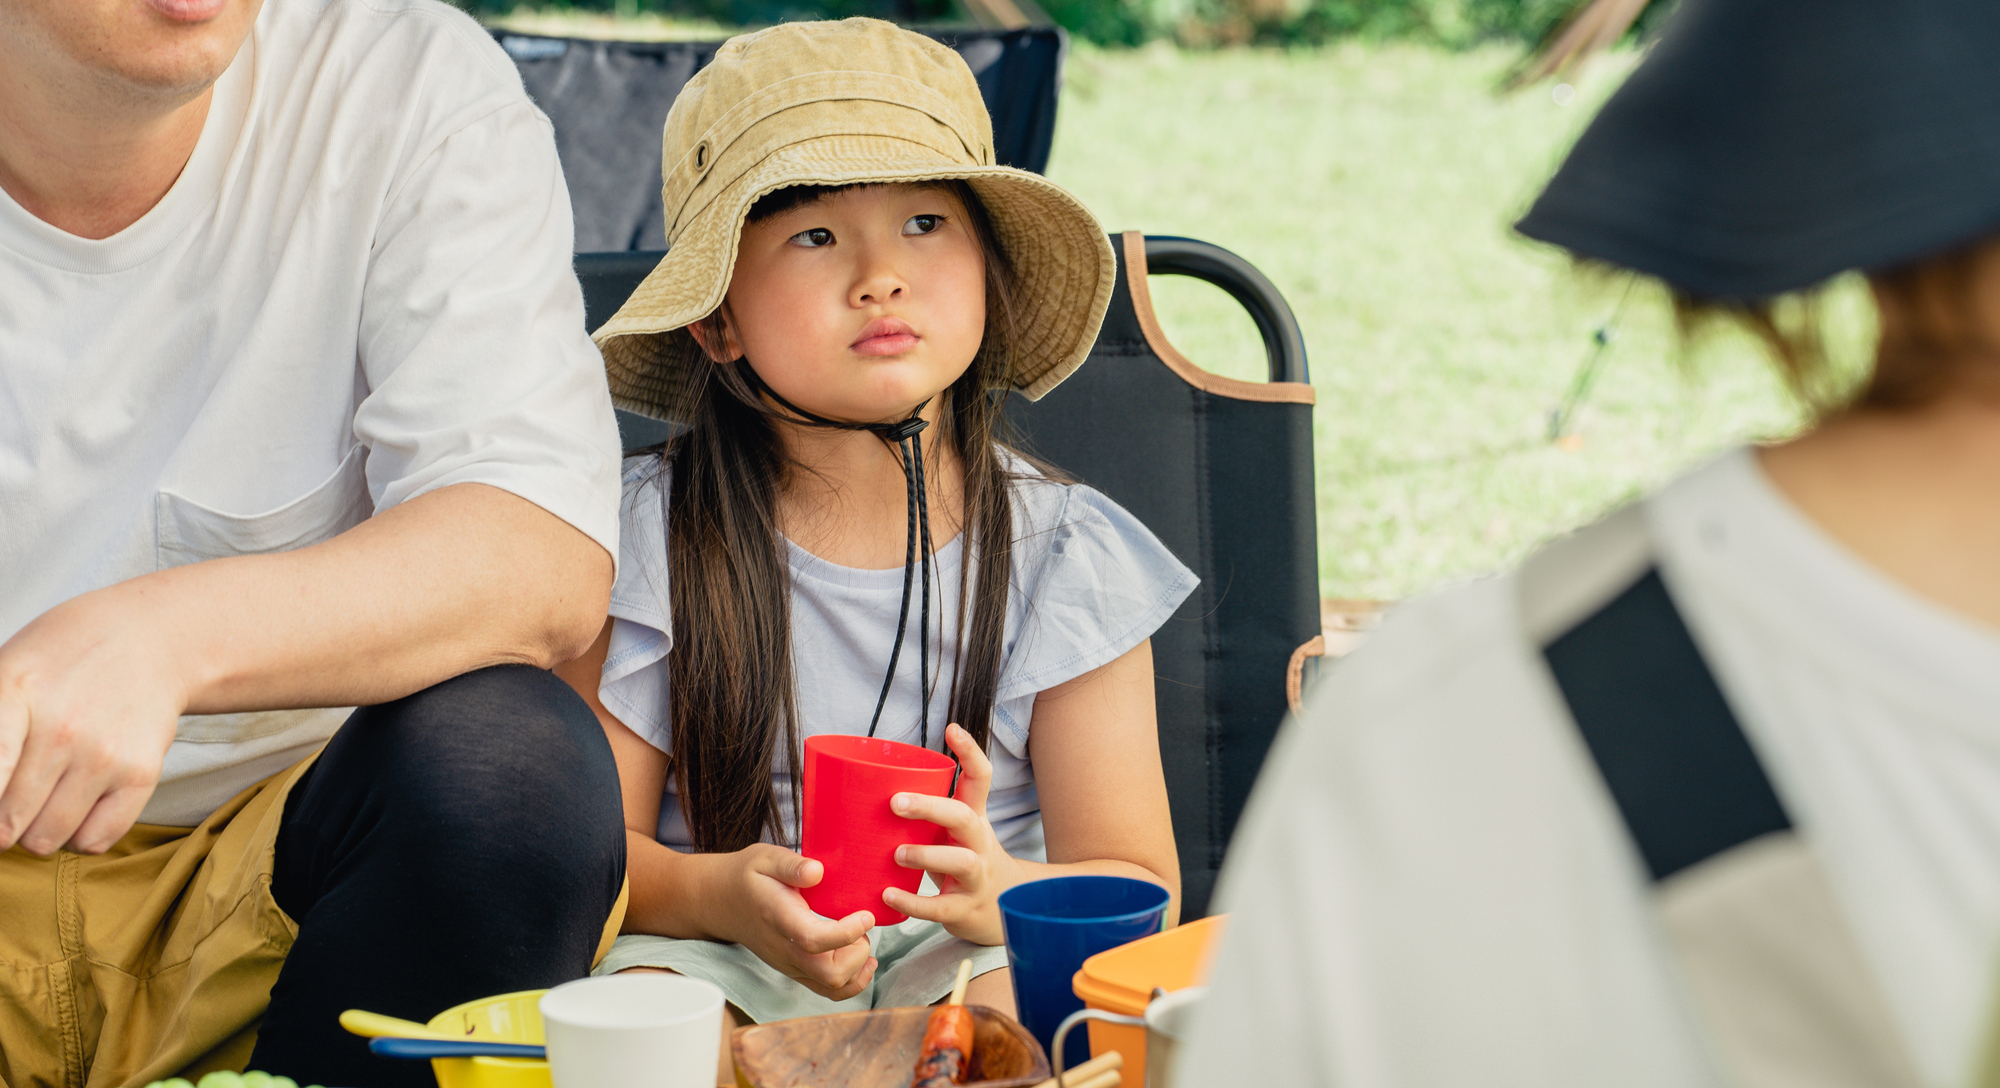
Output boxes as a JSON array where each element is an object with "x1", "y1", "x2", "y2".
[{"x1": 688, "y1": 311, "x2": 745, "y2": 363}]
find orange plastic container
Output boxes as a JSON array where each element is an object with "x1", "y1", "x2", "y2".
[{"x1": 1069, "y1": 914, "x2": 1227, "y2": 1087}]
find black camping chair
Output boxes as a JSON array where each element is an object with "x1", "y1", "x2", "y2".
[
  {"x1": 496, "y1": 27, "x2": 1067, "y2": 252},
  {"x1": 1004, "y1": 233, "x2": 1320, "y2": 919},
  {"x1": 577, "y1": 235, "x2": 1321, "y2": 919}
]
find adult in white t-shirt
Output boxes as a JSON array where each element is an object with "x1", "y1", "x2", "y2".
[
  {"x1": 1178, "y1": 0, "x2": 2000, "y2": 1085},
  {"x1": 0, "y1": 1, "x2": 623, "y2": 1084}
]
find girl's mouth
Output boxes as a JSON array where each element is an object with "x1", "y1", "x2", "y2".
[{"x1": 851, "y1": 318, "x2": 920, "y2": 357}]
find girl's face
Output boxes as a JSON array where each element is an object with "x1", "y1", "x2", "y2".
[{"x1": 706, "y1": 183, "x2": 988, "y2": 424}]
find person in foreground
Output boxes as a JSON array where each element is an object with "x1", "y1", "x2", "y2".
[
  {"x1": 1180, "y1": 0, "x2": 2000, "y2": 1085},
  {"x1": 553, "y1": 18, "x2": 1189, "y2": 1079},
  {"x1": 0, "y1": 1, "x2": 625, "y2": 1085}
]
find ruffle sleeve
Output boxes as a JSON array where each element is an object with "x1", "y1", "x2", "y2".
[
  {"x1": 988, "y1": 481, "x2": 1198, "y2": 757},
  {"x1": 599, "y1": 453, "x2": 674, "y2": 753}
]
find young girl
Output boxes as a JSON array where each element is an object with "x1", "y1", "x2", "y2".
[{"x1": 554, "y1": 16, "x2": 1192, "y2": 1045}]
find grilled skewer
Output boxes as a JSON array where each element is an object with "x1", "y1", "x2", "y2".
[{"x1": 911, "y1": 959, "x2": 977, "y2": 1088}]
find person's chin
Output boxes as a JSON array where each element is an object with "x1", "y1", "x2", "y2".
[
  {"x1": 116, "y1": 0, "x2": 258, "y2": 93},
  {"x1": 861, "y1": 364, "x2": 963, "y2": 415},
  {"x1": 826, "y1": 385, "x2": 941, "y2": 426}
]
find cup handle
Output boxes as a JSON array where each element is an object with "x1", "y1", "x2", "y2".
[{"x1": 1051, "y1": 1008, "x2": 1145, "y2": 1084}]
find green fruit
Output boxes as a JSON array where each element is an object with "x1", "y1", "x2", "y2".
[{"x1": 148, "y1": 1072, "x2": 316, "y2": 1088}]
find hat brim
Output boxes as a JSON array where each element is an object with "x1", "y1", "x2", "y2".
[
  {"x1": 594, "y1": 135, "x2": 1115, "y2": 419},
  {"x1": 1513, "y1": 0, "x2": 2000, "y2": 300}
]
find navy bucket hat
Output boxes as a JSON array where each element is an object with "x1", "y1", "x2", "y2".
[{"x1": 1515, "y1": 0, "x2": 2000, "y2": 300}]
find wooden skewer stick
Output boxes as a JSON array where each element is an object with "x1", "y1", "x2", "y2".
[
  {"x1": 1028, "y1": 1049, "x2": 1123, "y2": 1088},
  {"x1": 1042, "y1": 1068, "x2": 1120, "y2": 1088},
  {"x1": 947, "y1": 959, "x2": 973, "y2": 1007}
]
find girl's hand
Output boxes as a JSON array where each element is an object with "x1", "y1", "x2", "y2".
[
  {"x1": 884, "y1": 723, "x2": 1023, "y2": 946},
  {"x1": 714, "y1": 843, "x2": 879, "y2": 1000}
]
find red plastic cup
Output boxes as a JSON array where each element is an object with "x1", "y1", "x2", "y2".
[{"x1": 799, "y1": 734, "x2": 957, "y2": 925}]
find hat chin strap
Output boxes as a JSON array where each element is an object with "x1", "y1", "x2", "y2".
[{"x1": 739, "y1": 361, "x2": 944, "y2": 751}]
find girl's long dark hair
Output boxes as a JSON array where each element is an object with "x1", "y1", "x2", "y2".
[{"x1": 661, "y1": 181, "x2": 1026, "y2": 853}]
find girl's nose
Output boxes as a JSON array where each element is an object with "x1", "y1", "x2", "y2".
[
  {"x1": 851, "y1": 248, "x2": 909, "y2": 307},
  {"x1": 855, "y1": 281, "x2": 905, "y2": 305}
]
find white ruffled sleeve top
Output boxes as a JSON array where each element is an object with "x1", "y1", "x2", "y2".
[{"x1": 599, "y1": 450, "x2": 1198, "y2": 858}]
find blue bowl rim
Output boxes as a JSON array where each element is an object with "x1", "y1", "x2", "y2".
[{"x1": 997, "y1": 875, "x2": 1172, "y2": 926}]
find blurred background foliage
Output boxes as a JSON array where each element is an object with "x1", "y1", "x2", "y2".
[
  {"x1": 468, "y1": 0, "x2": 1819, "y2": 605},
  {"x1": 455, "y1": 0, "x2": 1672, "y2": 48}
]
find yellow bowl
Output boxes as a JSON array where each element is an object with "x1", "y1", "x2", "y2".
[{"x1": 423, "y1": 990, "x2": 552, "y2": 1088}]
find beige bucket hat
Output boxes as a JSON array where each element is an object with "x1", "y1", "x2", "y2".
[{"x1": 592, "y1": 17, "x2": 1117, "y2": 416}]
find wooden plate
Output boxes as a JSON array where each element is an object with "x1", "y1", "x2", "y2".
[{"x1": 731, "y1": 1005, "x2": 1051, "y2": 1088}]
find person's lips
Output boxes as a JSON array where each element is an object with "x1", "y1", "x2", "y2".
[
  {"x1": 144, "y1": 0, "x2": 231, "y2": 22},
  {"x1": 851, "y1": 317, "x2": 920, "y2": 356}
]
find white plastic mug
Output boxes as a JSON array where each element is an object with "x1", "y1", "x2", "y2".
[
  {"x1": 1137, "y1": 986, "x2": 1205, "y2": 1088},
  {"x1": 538, "y1": 974, "x2": 725, "y2": 1088},
  {"x1": 1050, "y1": 986, "x2": 1208, "y2": 1088}
]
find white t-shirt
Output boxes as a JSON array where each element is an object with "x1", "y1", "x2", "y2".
[
  {"x1": 599, "y1": 451, "x2": 1197, "y2": 857},
  {"x1": 0, "y1": 0, "x2": 622, "y2": 827},
  {"x1": 1179, "y1": 448, "x2": 2000, "y2": 1088}
]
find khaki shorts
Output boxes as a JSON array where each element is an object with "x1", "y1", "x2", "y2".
[
  {"x1": 0, "y1": 756, "x2": 626, "y2": 1088},
  {"x1": 0, "y1": 756, "x2": 312, "y2": 1088}
]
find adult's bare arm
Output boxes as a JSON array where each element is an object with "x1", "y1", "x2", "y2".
[{"x1": 0, "y1": 482, "x2": 612, "y2": 857}]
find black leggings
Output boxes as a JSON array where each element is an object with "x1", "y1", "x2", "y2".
[{"x1": 248, "y1": 665, "x2": 625, "y2": 1087}]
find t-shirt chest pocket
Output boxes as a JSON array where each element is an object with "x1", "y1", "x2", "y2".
[{"x1": 155, "y1": 444, "x2": 373, "y2": 569}]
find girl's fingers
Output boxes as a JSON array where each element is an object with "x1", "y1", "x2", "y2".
[
  {"x1": 756, "y1": 861, "x2": 874, "y2": 951},
  {"x1": 752, "y1": 848, "x2": 823, "y2": 890},
  {"x1": 884, "y1": 884, "x2": 1007, "y2": 947},
  {"x1": 893, "y1": 845, "x2": 959, "y2": 880},
  {"x1": 829, "y1": 956, "x2": 879, "y2": 999},
  {"x1": 793, "y1": 947, "x2": 876, "y2": 998},
  {"x1": 778, "y1": 901, "x2": 875, "y2": 953},
  {"x1": 896, "y1": 843, "x2": 979, "y2": 879},
  {"x1": 881, "y1": 885, "x2": 955, "y2": 923},
  {"x1": 945, "y1": 723, "x2": 994, "y2": 813},
  {"x1": 892, "y1": 792, "x2": 979, "y2": 837},
  {"x1": 816, "y1": 955, "x2": 877, "y2": 1000}
]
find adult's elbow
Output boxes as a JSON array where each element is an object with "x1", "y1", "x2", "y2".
[
  {"x1": 535, "y1": 544, "x2": 614, "y2": 667},
  {"x1": 498, "y1": 498, "x2": 614, "y2": 668}
]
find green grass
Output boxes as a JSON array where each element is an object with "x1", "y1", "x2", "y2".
[
  {"x1": 487, "y1": 12, "x2": 1825, "y2": 600},
  {"x1": 1047, "y1": 42, "x2": 1815, "y2": 601}
]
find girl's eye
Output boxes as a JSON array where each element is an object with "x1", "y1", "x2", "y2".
[
  {"x1": 790, "y1": 227, "x2": 834, "y2": 248},
  {"x1": 903, "y1": 214, "x2": 945, "y2": 236}
]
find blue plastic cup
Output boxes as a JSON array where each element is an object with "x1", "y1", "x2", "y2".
[{"x1": 998, "y1": 875, "x2": 1172, "y2": 1069}]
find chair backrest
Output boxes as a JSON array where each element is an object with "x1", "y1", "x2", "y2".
[
  {"x1": 575, "y1": 234, "x2": 1319, "y2": 920},
  {"x1": 1003, "y1": 233, "x2": 1320, "y2": 919},
  {"x1": 498, "y1": 27, "x2": 1068, "y2": 252}
]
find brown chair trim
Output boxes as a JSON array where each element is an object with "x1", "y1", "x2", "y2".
[
  {"x1": 1121, "y1": 231, "x2": 1318, "y2": 405},
  {"x1": 1286, "y1": 634, "x2": 1328, "y2": 715},
  {"x1": 960, "y1": 0, "x2": 1033, "y2": 27}
]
